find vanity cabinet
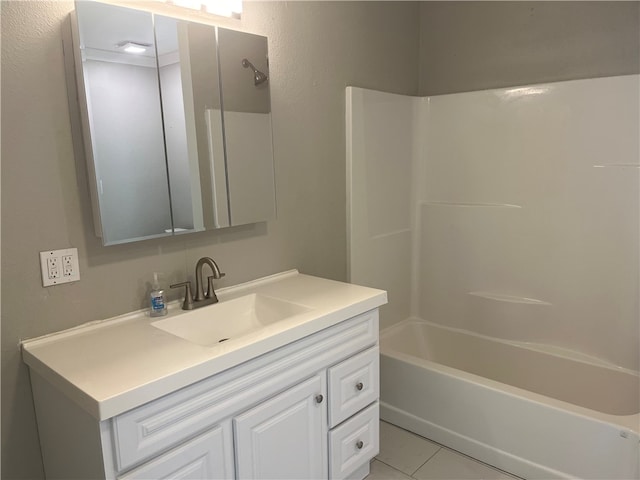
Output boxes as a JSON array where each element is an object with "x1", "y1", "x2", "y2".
[{"x1": 29, "y1": 309, "x2": 380, "y2": 480}]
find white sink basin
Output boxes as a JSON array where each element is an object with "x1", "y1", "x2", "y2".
[{"x1": 152, "y1": 293, "x2": 311, "y2": 346}]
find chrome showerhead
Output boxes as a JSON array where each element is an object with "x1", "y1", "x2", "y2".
[{"x1": 242, "y1": 58, "x2": 268, "y2": 86}]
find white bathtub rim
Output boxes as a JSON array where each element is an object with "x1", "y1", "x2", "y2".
[
  {"x1": 380, "y1": 319, "x2": 640, "y2": 434},
  {"x1": 381, "y1": 317, "x2": 638, "y2": 375}
]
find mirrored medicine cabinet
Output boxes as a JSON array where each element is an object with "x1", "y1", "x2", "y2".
[{"x1": 70, "y1": 1, "x2": 276, "y2": 246}]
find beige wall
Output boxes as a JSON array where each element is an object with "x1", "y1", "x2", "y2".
[
  {"x1": 0, "y1": 2, "x2": 419, "y2": 477},
  {"x1": 419, "y1": 1, "x2": 640, "y2": 95}
]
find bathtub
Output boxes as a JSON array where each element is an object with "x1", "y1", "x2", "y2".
[{"x1": 380, "y1": 319, "x2": 640, "y2": 480}]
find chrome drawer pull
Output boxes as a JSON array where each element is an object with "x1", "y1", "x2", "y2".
[
  {"x1": 356, "y1": 440, "x2": 364, "y2": 449},
  {"x1": 315, "y1": 394, "x2": 324, "y2": 403},
  {"x1": 355, "y1": 382, "x2": 364, "y2": 391}
]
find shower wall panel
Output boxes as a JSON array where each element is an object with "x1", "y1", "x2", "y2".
[
  {"x1": 348, "y1": 75, "x2": 639, "y2": 371},
  {"x1": 419, "y1": 75, "x2": 639, "y2": 370},
  {"x1": 346, "y1": 87, "x2": 419, "y2": 330}
]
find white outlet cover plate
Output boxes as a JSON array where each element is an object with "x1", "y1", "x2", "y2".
[{"x1": 40, "y1": 248, "x2": 80, "y2": 287}]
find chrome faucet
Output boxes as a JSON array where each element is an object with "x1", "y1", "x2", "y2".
[{"x1": 170, "y1": 257, "x2": 225, "y2": 310}]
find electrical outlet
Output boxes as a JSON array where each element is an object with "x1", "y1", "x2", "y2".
[
  {"x1": 47, "y1": 257, "x2": 60, "y2": 279},
  {"x1": 40, "y1": 248, "x2": 80, "y2": 287},
  {"x1": 62, "y1": 255, "x2": 74, "y2": 277}
]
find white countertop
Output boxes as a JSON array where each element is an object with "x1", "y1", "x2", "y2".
[{"x1": 22, "y1": 271, "x2": 387, "y2": 421}]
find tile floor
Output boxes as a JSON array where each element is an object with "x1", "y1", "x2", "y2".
[{"x1": 366, "y1": 421, "x2": 519, "y2": 480}]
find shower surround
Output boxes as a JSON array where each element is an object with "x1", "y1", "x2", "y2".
[{"x1": 346, "y1": 75, "x2": 639, "y2": 478}]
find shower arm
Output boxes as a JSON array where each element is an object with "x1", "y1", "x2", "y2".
[{"x1": 242, "y1": 58, "x2": 268, "y2": 86}]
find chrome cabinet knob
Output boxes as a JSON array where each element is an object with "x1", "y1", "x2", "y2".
[
  {"x1": 356, "y1": 440, "x2": 364, "y2": 449},
  {"x1": 355, "y1": 382, "x2": 364, "y2": 391},
  {"x1": 315, "y1": 394, "x2": 324, "y2": 403}
]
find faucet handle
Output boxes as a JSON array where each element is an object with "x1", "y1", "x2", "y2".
[
  {"x1": 206, "y1": 276, "x2": 220, "y2": 303},
  {"x1": 170, "y1": 281, "x2": 194, "y2": 310}
]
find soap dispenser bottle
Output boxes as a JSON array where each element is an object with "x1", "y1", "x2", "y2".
[{"x1": 150, "y1": 272, "x2": 168, "y2": 317}]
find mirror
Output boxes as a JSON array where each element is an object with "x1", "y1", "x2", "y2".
[
  {"x1": 71, "y1": 2, "x2": 275, "y2": 245},
  {"x1": 217, "y1": 28, "x2": 275, "y2": 227},
  {"x1": 155, "y1": 15, "x2": 212, "y2": 234}
]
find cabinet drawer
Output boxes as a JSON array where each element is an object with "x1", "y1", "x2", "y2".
[
  {"x1": 328, "y1": 346, "x2": 379, "y2": 427},
  {"x1": 118, "y1": 424, "x2": 233, "y2": 480},
  {"x1": 329, "y1": 402, "x2": 379, "y2": 480}
]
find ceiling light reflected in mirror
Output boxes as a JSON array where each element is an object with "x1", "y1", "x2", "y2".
[{"x1": 116, "y1": 41, "x2": 150, "y2": 54}]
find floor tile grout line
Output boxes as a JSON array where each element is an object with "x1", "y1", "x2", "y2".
[
  {"x1": 409, "y1": 446, "x2": 442, "y2": 477},
  {"x1": 435, "y1": 444, "x2": 524, "y2": 479},
  {"x1": 378, "y1": 420, "x2": 521, "y2": 480},
  {"x1": 372, "y1": 458, "x2": 414, "y2": 478}
]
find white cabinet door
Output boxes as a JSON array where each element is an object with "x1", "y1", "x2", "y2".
[
  {"x1": 118, "y1": 423, "x2": 234, "y2": 480},
  {"x1": 234, "y1": 375, "x2": 328, "y2": 480}
]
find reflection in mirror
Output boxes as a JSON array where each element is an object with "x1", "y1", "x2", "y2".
[
  {"x1": 74, "y1": 2, "x2": 173, "y2": 245},
  {"x1": 156, "y1": 17, "x2": 229, "y2": 229},
  {"x1": 71, "y1": 2, "x2": 277, "y2": 246},
  {"x1": 218, "y1": 28, "x2": 276, "y2": 226},
  {"x1": 176, "y1": 21, "x2": 227, "y2": 229},
  {"x1": 155, "y1": 16, "x2": 207, "y2": 234}
]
